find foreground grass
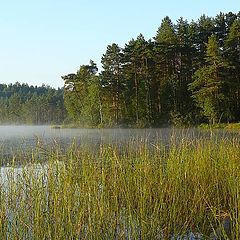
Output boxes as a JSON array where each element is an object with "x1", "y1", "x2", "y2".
[{"x1": 0, "y1": 137, "x2": 239, "y2": 239}]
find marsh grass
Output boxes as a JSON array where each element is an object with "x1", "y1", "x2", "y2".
[
  {"x1": 0, "y1": 135, "x2": 239, "y2": 239},
  {"x1": 200, "y1": 122, "x2": 240, "y2": 130}
]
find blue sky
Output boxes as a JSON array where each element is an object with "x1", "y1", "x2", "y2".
[{"x1": 0, "y1": 0, "x2": 239, "y2": 88}]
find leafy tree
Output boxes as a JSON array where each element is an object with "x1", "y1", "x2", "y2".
[{"x1": 62, "y1": 60, "x2": 101, "y2": 126}]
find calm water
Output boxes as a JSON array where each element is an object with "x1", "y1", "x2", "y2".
[{"x1": 0, "y1": 125, "x2": 239, "y2": 159}]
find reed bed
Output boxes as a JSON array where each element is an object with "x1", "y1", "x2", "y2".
[{"x1": 0, "y1": 136, "x2": 239, "y2": 239}]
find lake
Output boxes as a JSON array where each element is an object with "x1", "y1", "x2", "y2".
[
  {"x1": 0, "y1": 125, "x2": 239, "y2": 162},
  {"x1": 0, "y1": 125, "x2": 239, "y2": 145}
]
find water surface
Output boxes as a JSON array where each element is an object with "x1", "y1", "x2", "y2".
[{"x1": 0, "y1": 125, "x2": 239, "y2": 161}]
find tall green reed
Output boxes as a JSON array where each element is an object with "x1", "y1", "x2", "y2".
[{"x1": 0, "y1": 135, "x2": 239, "y2": 239}]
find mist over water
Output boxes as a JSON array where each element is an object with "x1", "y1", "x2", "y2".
[{"x1": 0, "y1": 125, "x2": 239, "y2": 163}]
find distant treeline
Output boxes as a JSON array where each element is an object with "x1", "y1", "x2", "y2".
[
  {"x1": 0, "y1": 83, "x2": 66, "y2": 124},
  {"x1": 1, "y1": 12, "x2": 240, "y2": 127}
]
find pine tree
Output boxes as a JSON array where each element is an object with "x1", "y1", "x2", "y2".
[
  {"x1": 154, "y1": 16, "x2": 178, "y2": 122},
  {"x1": 189, "y1": 35, "x2": 227, "y2": 123},
  {"x1": 101, "y1": 43, "x2": 124, "y2": 125},
  {"x1": 225, "y1": 18, "x2": 240, "y2": 121}
]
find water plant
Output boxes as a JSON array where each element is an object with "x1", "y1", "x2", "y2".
[{"x1": 0, "y1": 135, "x2": 239, "y2": 239}]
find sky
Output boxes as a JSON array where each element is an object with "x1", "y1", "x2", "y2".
[{"x1": 0, "y1": 0, "x2": 239, "y2": 89}]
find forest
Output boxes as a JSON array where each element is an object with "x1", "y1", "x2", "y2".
[
  {"x1": 1, "y1": 11, "x2": 240, "y2": 127},
  {"x1": 0, "y1": 83, "x2": 66, "y2": 124}
]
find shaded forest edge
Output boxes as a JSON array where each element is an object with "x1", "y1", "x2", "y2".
[
  {"x1": 1, "y1": 11, "x2": 240, "y2": 127},
  {"x1": 0, "y1": 83, "x2": 66, "y2": 125}
]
